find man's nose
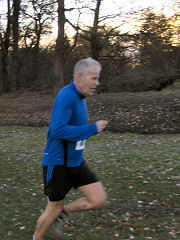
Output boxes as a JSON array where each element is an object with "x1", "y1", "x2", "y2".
[{"x1": 95, "y1": 80, "x2": 99, "y2": 86}]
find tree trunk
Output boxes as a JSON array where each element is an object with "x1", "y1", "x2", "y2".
[
  {"x1": 91, "y1": 0, "x2": 102, "y2": 60},
  {"x1": 54, "y1": 0, "x2": 65, "y2": 87},
  {"x1": 9, "y1": 0, "x2": 21, "y2": 91},
  {"x1": 31, "y1": 19, "x2": 42, "y2": 86},
  {"x1": 0, "y1": 0, "x2": 11, "y2": 93}
]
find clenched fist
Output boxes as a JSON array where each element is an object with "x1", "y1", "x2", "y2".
[{"x1": 96, "y1": 120, "x2": 108, "y2": 133}]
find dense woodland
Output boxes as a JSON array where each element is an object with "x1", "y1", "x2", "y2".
[{"x1": 0, "y1": 0, "x2": 179, "y2": 94}]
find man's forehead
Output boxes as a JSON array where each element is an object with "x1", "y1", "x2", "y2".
[{"x1": 87, "y1": 64, "x2": 100, "y2": 73}]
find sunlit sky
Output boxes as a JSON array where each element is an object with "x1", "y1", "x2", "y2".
[
  {"x1": 0, "y1": 0, "x2": 178, "y2": 44},
  {"x1": 102, "y1": 0, "x2": 176, "y2": 14},
  {"x1": 58, "y1": 0, "x2": 178, "y2": 38}
]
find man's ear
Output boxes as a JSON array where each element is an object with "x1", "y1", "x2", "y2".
[
  {"x1": 76, "y1": 72, "x2": 82, "y2": 82},
  {"x1": 74, "y1": 72, "x2": 82, "y2": 88}
]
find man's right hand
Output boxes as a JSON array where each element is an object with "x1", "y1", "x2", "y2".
[{"x1": 96, "y1": 120, "x2": 108, "y2": 133}]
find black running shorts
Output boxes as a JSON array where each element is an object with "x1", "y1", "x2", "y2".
[{"x1": 43, "y1": 161, "x2": 99, "y2": 201}]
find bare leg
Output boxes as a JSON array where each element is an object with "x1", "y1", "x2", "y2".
[
  {"x1": 33, "y1": 199, "x2": 64, "y2": 240},
  {"x1": 64, "y1": 182, "x2": 107, "y2": 214}
]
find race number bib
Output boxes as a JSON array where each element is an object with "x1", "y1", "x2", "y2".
[{"x1": 75, "y1": 140, "x2": 86, "y2": 150}]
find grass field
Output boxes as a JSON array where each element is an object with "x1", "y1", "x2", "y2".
[{"x1": 0, "y1": 126, "x2": 180, "y2": 240}]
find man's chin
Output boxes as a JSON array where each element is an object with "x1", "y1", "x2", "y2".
[
  {"x1": 89, "y1": 91, "x2": 95, "y2": 96},
  {"x1": 90, "y1": 89, "x2": 96, "y2": 95}
]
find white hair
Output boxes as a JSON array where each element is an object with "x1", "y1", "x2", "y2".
[{"x1": 73, "y1": 57, "x2": 102, "y2": 78}]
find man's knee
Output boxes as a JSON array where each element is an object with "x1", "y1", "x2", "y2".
[
  {"x1": 79, "y1": 182, "x2": 107, "y2": 210},
  {"x1": 46, "y1": 199, "x2": 64, "y2": 218},
  {"x1": 90, "y1": 191, "x2": 107, "y2": 209}
]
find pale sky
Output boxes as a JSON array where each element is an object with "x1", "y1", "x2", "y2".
[
  {"x1": 102, "y1": 0, "x2": 177, "y2": 13},
  {"x1": 0, "y1": 0, "x2": 178, "y2": 43},
  {"x1": 63, "y1": 0, "x2": 177, "y2": 37}
]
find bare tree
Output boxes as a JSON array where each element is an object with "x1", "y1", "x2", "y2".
[
  {"x1": 54, "y1": 0, "x2": 81, "y2": 86},
  {"x1": 53, "y1": 0, "x2": 103, "y2": 86},
  {"x1": 21, "y1": 0, "x2": 56, "y2": 51},
  {"x1": 90, "y1": 0, "x2": 102, "y2": 59},
  {"x1": 72, "y1": 0, "x2": 123, "y2": 60},
  {"x1": 0, "y1": 0, "x2": 11, "y2": 93},
  {"x1": 54, "y1": 0, "x2": 65, "y2": 86},
  {"x1": 9, "y1": 0, "x2": 21, "y2": 91}
]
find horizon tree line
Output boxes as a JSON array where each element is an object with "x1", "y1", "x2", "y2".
[{"x1": 0, "y1": 0, "x2": 179, "y2": 94}]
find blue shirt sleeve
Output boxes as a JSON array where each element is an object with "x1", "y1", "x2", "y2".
[{"x1": 50, "y1": 90, "x2": 98, "y2": 141}]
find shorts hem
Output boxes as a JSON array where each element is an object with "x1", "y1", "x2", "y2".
[{"x1": 74, "y1": 178, "x2": 99, "y2": 189}]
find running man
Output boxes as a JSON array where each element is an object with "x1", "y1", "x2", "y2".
[{"x1": 32, "y1": 57, "x2": 108, "y2": 240}]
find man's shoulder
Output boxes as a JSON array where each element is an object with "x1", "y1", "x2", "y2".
[
  {"x1": 54, "y1": 84, "x2": 77, "y2": 106},
  {"x1": 58, "y1": 84, "x2": 76, "y2": 97}
]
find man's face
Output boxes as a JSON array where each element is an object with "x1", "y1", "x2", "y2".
[{"x1": 77, "y1": 65, "x2": 100, "y2": 96}]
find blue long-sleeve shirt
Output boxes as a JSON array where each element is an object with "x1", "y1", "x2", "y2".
[{"x1": 42, "y1": 81, "x2": 98, "y2": 167}]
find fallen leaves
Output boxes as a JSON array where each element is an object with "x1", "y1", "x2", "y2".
[
  {"x1": 96, "y1": 224, "x2": 103, "y2": 229},
  {"x1": 0, "y1": 127, "x2": 180, "y2": 240}
]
